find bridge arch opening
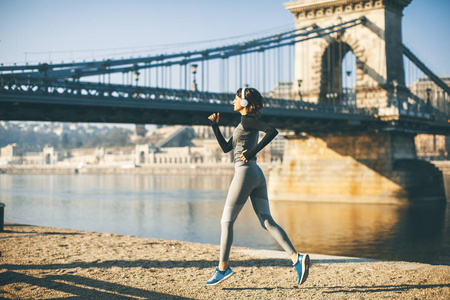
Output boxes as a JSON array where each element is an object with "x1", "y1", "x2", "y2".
[
  {"x1": 342, "y1": 50, "x2": 357, "y2": 106},
  {"x1": 319, "y1": 41, "x2": 356, "y2": 105}
]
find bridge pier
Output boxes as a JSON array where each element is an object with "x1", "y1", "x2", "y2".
[{"x1": 268, "y1": 132, "x2": 445, "y2": 204}]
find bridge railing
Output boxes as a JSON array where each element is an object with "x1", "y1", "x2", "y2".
[
  {"x1": 395, "y1": 86, "x2": 447, "y2": 122},
  {"x1": 378, "y1": 81, "x2": 448, "y2": 123},
  {"x1": 0, "y1": 76, "x2": 377, "y2": 118}
]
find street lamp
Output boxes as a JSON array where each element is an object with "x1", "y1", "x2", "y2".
[
  {"x1": 297, "y1": 79, "x2": 303, "y2": 101},
  {"x1": 134, "y1": 71, "x2": 140, "y2": 87},
  {"x1": 426, "y1": 88, "x2": 431, "y2": 106},
  {"x1": 191, "y1": 64, "x2": 198, "y2": 91},
  {"x1": 346, "y1": 70, "x2": 352, "y2": 94}
]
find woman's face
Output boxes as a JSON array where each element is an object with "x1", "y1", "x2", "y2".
[{"x1": 233, "y1": 95, "x2": 244, "y2": 112}]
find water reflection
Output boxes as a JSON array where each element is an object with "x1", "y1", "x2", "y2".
[
  {"x1": 0, "y1": 174, "x2": 273, "y2": 250},
  {"x1": 270, "y1": 201, "x2": 449, "y2": 264},
  {"x1": 1, "y1": 174, "x2": 449, "y2": 265}
]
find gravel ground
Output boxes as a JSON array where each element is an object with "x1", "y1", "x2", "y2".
[{"x1": 1, "y1": 223, "x2": 449, "y2": 299}]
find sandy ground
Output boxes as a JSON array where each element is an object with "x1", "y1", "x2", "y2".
[{"x1": 1, "y1": 223, "x2": 449, "y2": 299}]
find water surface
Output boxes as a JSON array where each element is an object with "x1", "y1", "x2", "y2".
[{"x1": 1, "y1": 174, "x2": 448, "y2": 265}]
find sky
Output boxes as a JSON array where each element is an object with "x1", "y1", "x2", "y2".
[
  {"x1": 0, "y1": 0, "x2": 449, "y2": 73},
  {"x1": 0, "y1": 0, "x2": 449, "y2": 131},
  {"x1": 0, "y1": 0, "x2": 301, "y2": 129}
]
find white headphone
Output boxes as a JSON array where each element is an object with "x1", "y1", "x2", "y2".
[{"x1": 240, "y1": 87, "x2": 248, "y2": 107}]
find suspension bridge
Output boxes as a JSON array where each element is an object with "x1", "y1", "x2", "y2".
[
  {"x1": 0, "y1": 0, "x2": 448, "y2": 202},
  {"x1": 0, "y1": 3, "x2": 448, "y2": 135}
]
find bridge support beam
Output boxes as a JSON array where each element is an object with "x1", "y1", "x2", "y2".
[{"x1": 268, "y1": 132, "x2": 445, "y2": 204}]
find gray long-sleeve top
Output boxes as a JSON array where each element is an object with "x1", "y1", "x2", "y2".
[{"x1": 209, "y1": 114, "x2": 278, "y2": 163}]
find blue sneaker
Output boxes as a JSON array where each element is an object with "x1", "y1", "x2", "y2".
[
  {"x1": 206, "y1": 267, "x2": 234, "y2": 286},
  {"x1": 293, "y1": 253, "x2": 310, "y2": 285}
]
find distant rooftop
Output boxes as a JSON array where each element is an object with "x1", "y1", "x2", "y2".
[{"x1": 417, "y1": 76, "x2": 450, "y2": 82}]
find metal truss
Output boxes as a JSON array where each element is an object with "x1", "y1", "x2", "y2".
[{"x1": 0, "y1": 77, "x2": 376, "y2": 120}]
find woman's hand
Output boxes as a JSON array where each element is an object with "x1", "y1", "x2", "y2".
[
  {"x1": 240, "y1": 150, "x2": 248, "y2": 163},
  {"x1": 208, "y1": 112, "x2": 220, "y2": 123}
]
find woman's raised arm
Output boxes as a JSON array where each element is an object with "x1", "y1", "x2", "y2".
[{"x1": 208, "y1": 113, "x2": 233, "y2": 153}]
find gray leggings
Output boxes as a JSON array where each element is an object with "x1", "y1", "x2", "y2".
[{"x1": 220, "y1": 160, "x2": 297, "y2": 262}]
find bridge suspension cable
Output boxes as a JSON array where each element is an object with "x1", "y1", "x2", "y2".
[
  {"x1": 0, "y1": 18, "x2": 365, "y2": 83},
  {"x1": 401, "y1": 45, "x2": 449, "y2": 120}
]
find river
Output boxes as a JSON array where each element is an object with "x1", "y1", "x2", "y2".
[{"x1": 1, "y1": 173, "x2": 449, "y2": 265}]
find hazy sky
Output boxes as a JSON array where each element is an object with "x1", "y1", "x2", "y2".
[{"x1": 1, "y1": 0, "x2": 449, "y2": 76}]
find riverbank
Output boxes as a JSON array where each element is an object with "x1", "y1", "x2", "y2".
[
  {"x1": 0, "y1": 164, "x2": 238, "y2": 175},
  {"x1": 1, "y1": 160, "x2": 447, "y2": 176},
  {"x1": 1, "y1": 223, "x2": 449, "y2": 299}
]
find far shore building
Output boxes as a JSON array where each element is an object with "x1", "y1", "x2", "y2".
[
  {"x1": 415, "y1": 134, "x2": 449, "y2": 160},
  {"x1": 43, "y1": 145, "x2": 60, "y2": 164},
  {"x1": 409, "y1": 76, "x2": 450, "y2": 160},
  {"x1": 22, "y1": 152, "x2": 45, "y2": 165},
  {"x1": 408, "y1": 76, "x2": 450, "y2": 111},
  {"x1": 272, "y1": 81, "x2": 294, "y2": 100},
  {"x1": 0, "y1": 144, "x2": 20, "y2": 165},
  {"x1": 2, "y1": 123, "x2": 286, "y2": 168}
]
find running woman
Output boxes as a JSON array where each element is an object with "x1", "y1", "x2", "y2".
[{"x1": 206, "y1": 87, "x2": 309, "y2": 286}]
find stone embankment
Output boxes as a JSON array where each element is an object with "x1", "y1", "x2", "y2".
[
  {"x1": 1, "y1": 223, "x2": 449, "y2": 299},
  {"x1": 432, "y1": 161, "x2": 450, "y2": 200},
  {"x1": 432, "y1": 161, "x2": 450, "y2": 173},
  {"x1": 0, "y1": 164, "x2": 238, "y2": 175}
]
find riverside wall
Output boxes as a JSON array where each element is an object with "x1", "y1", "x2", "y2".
[
  {"x1": 0, "y1": 164, "x2": 234, "y2": 176},
  {"x1": 0, "y1": 163, "x2": 278, "y2": 176}
]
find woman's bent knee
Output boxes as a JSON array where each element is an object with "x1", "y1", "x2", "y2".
[{"x1": 257, "y1": 213, "x2": 275, "y2": 230}]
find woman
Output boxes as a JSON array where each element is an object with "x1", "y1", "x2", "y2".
[{"x1": 206, "y1": 87, "x2": 309, "y2": 286}]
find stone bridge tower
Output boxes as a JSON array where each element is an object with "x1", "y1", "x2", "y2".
[
  {"x1": 268, "y1": 0, "x2": 446, "y2": 204},
  {"x1": 285, "y1": 0, "x2": 411, "y2": 108}
]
